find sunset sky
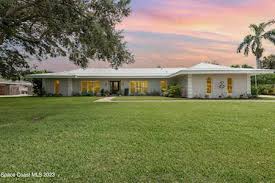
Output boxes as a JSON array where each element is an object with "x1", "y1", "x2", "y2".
[{"x1": 37, "y1": 0, "x2": 275, "y2": 71}]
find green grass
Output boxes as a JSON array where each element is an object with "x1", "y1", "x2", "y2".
[
  {"x1": 0, "y1": 97, "x2": 274, "y2": 182},
  {"x1": 112, "y1": 96, "x2": 275, "y2": 101},
  {"x1": 112, "y1": 96, "x2": 183, "y2": 101}
]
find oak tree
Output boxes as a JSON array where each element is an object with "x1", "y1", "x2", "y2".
[{"x1": 0, "y1": 0, "x2": 134, "y2": 79}]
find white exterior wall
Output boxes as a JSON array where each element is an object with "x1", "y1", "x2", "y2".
[
  {"x1": 43, "y1": 78, "x2": 166, "y2": 96},
  {"x1": 192, "y1": 74, "x2": 250, "y2": 98},
  {"x1": 187, "y1": 75, "x2": 193, "y2": 98},
  {"x1": 42, "y1": 74, "x2": 251, "y2": 98},
  {"x1": 247, "y1": 75, "x2": 251, "y2": 95},
  {"x1": 42, "y1": 78, "x2": 68, "y2": 96},
  {"x1": 67, "y1": 79, "x2": 73, "y2": 96}
]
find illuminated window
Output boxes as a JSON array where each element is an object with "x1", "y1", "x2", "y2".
[
  {"x1": 130, "y1": 81, "x2": 135, "y2": 94},
  {"x1": 130, "y1": 81, "x2": 148, "y2": 94},
  {"x1": 81, "y1": 81, "x2": 100, "y2": 93},
  {"x1": 206, "y1": 77, "x2": 212, "y2": 94},
  {"x1": 227, "y1": 78, "x2": 233, "y2": 94},
  {"x1": 160, "y1": 80, "x2": 168, "y2": 91},
  {"x1": 87, "y1": 81, "x2": 93, "y2": 92},
  {"x1": 54, "y1": 80, "x2": 60, "y2": 94},
  {"x1": 94, "y1": 81, "x2": 100, "y2": 93},
  {"x1": 81, "y1": 81, "x2": 88, "y2": 93}
]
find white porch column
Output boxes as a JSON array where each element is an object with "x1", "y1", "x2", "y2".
[
  {"x1": 187, "y1": 74, "x2": 193, "y2": 98},
  {"x1": 67, "y1": 78, "x2": 73, "y2": 96},
  {"x1": 247, "y1": 74, "x2": 251, "y2": 95},
  {"x1": 42, "y1": 78, "x2": 46, "y2": 88}
]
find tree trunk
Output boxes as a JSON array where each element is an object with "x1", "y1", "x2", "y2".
[{"x1": 256, "y1": 57, "x2": 261, "y2": 69}]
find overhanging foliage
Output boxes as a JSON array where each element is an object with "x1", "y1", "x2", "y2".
[{"x1": 0, "y1": 0, "x2": 134, "y2": 80}]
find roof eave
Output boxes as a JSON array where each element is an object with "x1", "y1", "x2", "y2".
[
  {"x1": 27, "y1": 74, "x2": 77, "y2": 79},
  {"x1": 27, "y1": 69, "x2": 275, "y2": 79},
  {"x1": 28, "y1": 74, "x2": 170, "y2": 79},
  {"x1": 169, "y1": 70, "x2": 274, "y2": 77}
]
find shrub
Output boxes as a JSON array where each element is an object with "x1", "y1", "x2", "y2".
[
  {"x1": 247, "y1": 94, "x2": 254, "y2": 99},
  {"x1": 117, "y1": 90, "x2": 122, "y2": 96},
  {"x1": 100, "y1": 89, "x2": 105, "y2": 96},
  {"x1": 251, "y1": 74, "x2": 275, "y2": 85},
  {"x1": 167, "y1": 84, "x2": 181, "y2": 97},
  {"x1": 46, "y1": 93, "x2": 62, "y2": 97},
  {"x1": 95, "y1": 92, "x2": 101, "y2": 96},
  {"x1": 251, "y1": 85, "x2": 258, "y2": 96},
  {"x1": 104, "y1": 90, "x2": 110, "y2": 96},
  {"x1": 162, "y1": 91, "x2": 169, "y2": 97},
  {"x1": 147, "y1": 90, "x2": 161, "y2": 96},
  {"x1": 225, "y1": 95, "x2": 232, "y2": 99},
  {"x1": 81, "y1": 91, "x2": 94, "y2": 96},
  {"x1": 135, "y1": 92, "x2": 146, "y2": 96},
  {"x1": 32, "y1": 78, "x2": 46, "y2": 96},
  {"x1": 46, "y1": 93, "x2": 54, "y2": 97},
  {"x1": 252, "y1": 84, "x2": 275, "y2": 95},
  {"x1": 239, "y1": 93, "x2": 248, "y2": 99},
  {"x1": 53, "y1": 93, "x2": 63, "y2": 97},
  {"x1": 72, "y1": 92, "x2": 81, "y2": 96},
  {"x1": 88, "y1": 91, "x2": 94, "y2": 96}
]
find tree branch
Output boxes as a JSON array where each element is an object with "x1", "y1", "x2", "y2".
[
  {"x1": 5, "y1": 1, "x2": 36, "y2": 17},
  {"x1": 14, "y1": 34, "x2": 40, "y2": 44}
]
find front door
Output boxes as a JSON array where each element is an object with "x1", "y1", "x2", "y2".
[{"x1": 110, "y1": 81, "x2": 120, "y2": 95}]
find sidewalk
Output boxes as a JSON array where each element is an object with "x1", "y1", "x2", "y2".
[
  {"x1": 94, "y1": 97, "x2": 116, "y2": 102},
  {"x1": 0, "y1": 94, "x2": 31, "y2": 98},
  {"x1": 259, "y1": 95, "x2": 275, "y2": 98},
  {"x1": 94, "y1": 97, "x2": 275, "y2": 103}
]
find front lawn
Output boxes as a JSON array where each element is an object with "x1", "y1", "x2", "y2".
[{"x1": 0, "y1": 97, "x2": 274, "y2": 182}]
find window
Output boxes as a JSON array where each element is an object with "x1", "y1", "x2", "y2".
[
  {"x1": 81, "y1": 81, "x2": 87, "y2": 93},
  {"x1": 227, "y1": 78, "x2": 233, "y2": 94},
  {"x1": 81, "y1": 81, "x2": 100, "y2": 93},
  {"x1": 94, "y1": 81, "x2": 100, "y2": 93},
  {"x1": 206, "y1": 77, "x2": 212, "y2": 94},
  {"x1": 130, "y1": 81, "x2": 148, "y2": 94},
  {"x1": 160, "y1": 80, "x2": 168, "y2": 91},
  {"x1": 54, "y1": 80, "x2": 60, "y2": 94}
]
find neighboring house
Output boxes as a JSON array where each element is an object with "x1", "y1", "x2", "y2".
[
  {"x1": 29, "y1": 63, "x2": 274, "y2": 98},
  {"x1": 0, "y1": 79, "x2": 33, "y2": 95}
]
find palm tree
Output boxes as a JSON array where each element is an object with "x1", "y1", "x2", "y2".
[{"x1": 237, "y1": 20, "x2": 275, "y2": 69}]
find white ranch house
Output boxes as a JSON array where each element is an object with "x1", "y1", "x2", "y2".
[{"x1": 30, "y1": 63, "x2": 274, "y2": 98}]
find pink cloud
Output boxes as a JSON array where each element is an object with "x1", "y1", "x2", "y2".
[
  {"x1": 119, "y1": 0, "x2": 275, "y2": 40},
  {"x1": 38, "y1": 0, "x2": 275, "y2": 71}
]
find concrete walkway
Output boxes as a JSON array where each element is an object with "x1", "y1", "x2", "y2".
[
  {"x1": 111, "y1": 100, "x2": 275, "y2": 103},
  {"x1": 259, "y1": 95, "x2": 275, "y2": 98},
  {"x1": 94, "y1": 97, "x2": 116, "y2": 102},
  {"x1": 94, "y1": 97, "x2": 275, "y2": 103},
  {"x1": 0, "y1": 94, "x2": 31, "y2": 98}
]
